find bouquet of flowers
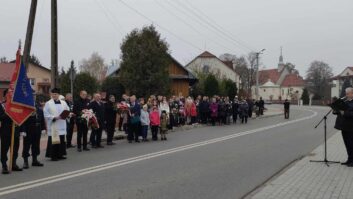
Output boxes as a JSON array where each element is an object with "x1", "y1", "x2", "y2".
[
  {"x1": 117, "y1": 102, "x2": 130, "y2": 111},
  {"x1": 81, "y1": 109, "x2": 100, "y2": 129}
]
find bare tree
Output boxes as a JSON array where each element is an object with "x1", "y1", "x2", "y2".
[
  {"x1": 306, "y1": 60, "x2": 333, "y2": 100},
  {"x1": 80, "y1": 52, "x2": 107, "y2": 81}
]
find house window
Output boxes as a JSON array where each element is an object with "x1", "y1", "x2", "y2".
[
  {"x1": 29, "y1": 78, "x2": 36, "y2": 86},
  {"x1": 43, "y1": 78, "x2": 49, "y2": 82},
  {"x1": 282, "y1": 89, "x2": 284, "y2": 95},
  {"x1": 263, "y1": 89, "x2": 266, "y2": 92},
  {"x1": 202, "y1": 65, "x2": 210, "y2": 73}
]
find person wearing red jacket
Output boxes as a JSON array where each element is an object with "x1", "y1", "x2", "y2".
[{"x1": 149, "y1": 106, "x2": 160, "y2": 141}]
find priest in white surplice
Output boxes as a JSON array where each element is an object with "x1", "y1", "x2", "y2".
[{"x1": 44, "y1": 88, "x2": 69, "y2": 161}]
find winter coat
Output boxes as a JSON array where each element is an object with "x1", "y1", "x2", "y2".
[
  {"x1": 238, "y1": 102, "x2": 249, "y2": 117},
  {"x1": 150, "y1": 111, "x2": 160, "y2": 126},
  {"x1": 140, "y1": 110, "x2": 150, "y2": 126},
  {"x1": 209, "y1": 102, "x2": 218, "y2": 118}
]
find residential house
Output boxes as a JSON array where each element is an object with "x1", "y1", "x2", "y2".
[
  {"x1": 185, "y1": 51, "x2": 240, "y2": 85},
  {"x1": 331, "y1": 67, "x2": 353, "y2": 98},
  {"x1": 0, "y1": 62, "x2": 51, "y2": 101}
]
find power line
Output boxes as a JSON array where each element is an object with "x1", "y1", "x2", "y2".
[
  {"x1": 153, "y1": 0, "x2": 234, "y2": 52},
  {"x1": 170, "y1": 0, "x2": 254, "y2": 53},
  {"x1": 163, "y1": 0, "x2": 248, "y2": 54},
  {"x1": 116, "y1": 0, "x2": 203, "y2": 51},
  {"x1": 94, "y1": 0, "x2": 124, "y2": 37},
  {"x1": 181, "y1": 0, "x2": 257, "y2": 51}
]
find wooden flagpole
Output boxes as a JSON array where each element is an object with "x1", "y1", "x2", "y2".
[{"x1": 8, "y1": 123, "x2": 15, "y2": 172}]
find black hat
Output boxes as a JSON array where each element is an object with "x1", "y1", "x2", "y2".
[
  {"x1": 3, "y1": 89, "x2": 8, "y2": 97},
  {"x1": 51, "y1": 88, "x2": 60, "y2": 94}
]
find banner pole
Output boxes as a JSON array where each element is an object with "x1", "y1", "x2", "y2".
[{"x1": 9, "y1": 123, "x2": 15, "y2": 172}]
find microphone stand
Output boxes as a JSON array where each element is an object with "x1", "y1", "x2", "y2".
[{"x1": 310, "y1": 109, "x2": 340, "y2": 166}]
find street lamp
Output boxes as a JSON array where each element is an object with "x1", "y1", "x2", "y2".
[{"x1": 255, "y1": 49, "x2": 265, "y2": 100}]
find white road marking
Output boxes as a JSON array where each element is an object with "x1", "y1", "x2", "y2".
[{"x1": 0, "y1": 109, "x2": 318, "y2": 196}]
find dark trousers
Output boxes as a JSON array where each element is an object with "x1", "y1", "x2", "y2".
[
  {"x1": 1, "y1": 135, "x2": 19, "y2": 167},
  {"x1": 141, "y1": 125, "x2": 148, "y2": 139},
  {"x1": 241, "y1": 116, "x2": 248, "y2": 123},
  {"x1": 342, "y1": 131, "x2": 353, "y2": 162},
  {"x1": 66, "y1": 121, "x2": 75, "y2": 146},
  {"x1": 248, "y1": 109, "x2": 253, "y2": 118},
  {"x1": 211, "y1": 117, "x2": 217, "y2": 126},
  {"x1": 284, "y1": 109, "x2": 290, "y2": 119},
  {"x1": 22, "y1": 125, "x2": 41, "y2": 159},
  {"x1": 90, "y1": 127, "x2": 103, "y2": 147},
  {"x1": 106, "y1": 122, "x2": 116, "y2": 143},
  {"x1": 128, "y1": 123, "x2": 139, "y2": 142},
  {"x1": 233, "y1": 114, "x2": 238, "y2": 123},
  {"x1": 151, "y1": 125, "x2": 159, "y2": 140},
  {"x1": 201, "y1": 112, "x2": 208, "y2": 124},
  {"x1": 77, "y1": 123, "x2": 88, "y2": 149}
]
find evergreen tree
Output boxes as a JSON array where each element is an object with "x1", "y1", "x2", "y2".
[
  {"x1": 73, "y1": 72, "x2": 99, "y2": 99},
  {"x1": 119, "y1": 25, "x2": 171, "y2": 97},
  {"x1": 301, "y1": 88, "x2": 310, "y2": 105},
  {"x1": 101, "y1": 76, "x2": 125, "y2": 100},
  {"x1": 204, "y1": 74, "x2": 219, "y2": 97}
]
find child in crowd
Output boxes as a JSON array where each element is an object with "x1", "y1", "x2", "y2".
[
  {"x1": 160, "y1": 110, "x2": 168, "y2": 140},
  {"x1": 149, "y1": 106, "x2": 160, "y2": 141},
  {"x1": 140, "y1": 104, "x2": 150, "y2": 142}
]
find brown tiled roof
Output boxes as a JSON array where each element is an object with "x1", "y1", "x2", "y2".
[
  {"x1": 281, "y1": 74, "x2": 305, "y2": 87},
  {"x1": 0, "y1": 63, "x2": 15, "y2": 82},
  {"x1": 258, "y1": 69, "x2": 281, "y2": 85},
  {"x1": 222, "y1": 61, "x2": 234, "y2": 71},
  {"x1": 198, "y1": 51, "x2": 217, "y2": 58}
]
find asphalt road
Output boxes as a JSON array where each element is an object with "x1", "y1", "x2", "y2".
[{"x1": 0, "y1": 105, "x2": 337, "y2": 199}]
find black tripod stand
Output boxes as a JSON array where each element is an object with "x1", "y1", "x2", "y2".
[{"x1": 310, "y1": 109, "x2": 340, "y2": 166}]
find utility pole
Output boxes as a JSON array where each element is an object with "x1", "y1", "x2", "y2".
[
  {"x1": 23, "y1": 0, "x2": 38, "y2": 70},
  {"x1": 70, "y1": 60, "x2": 75, "y2": 100},
  {"x1": 255, "y1": 49, "x2": 265, "y2": 100},
  {"x1": 51, "y1": 0, "x2": 59, "y2": 89}
]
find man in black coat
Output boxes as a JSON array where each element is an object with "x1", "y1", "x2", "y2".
[
  {"x1": 105, "y1": 95, "x2": 118, "y2": 145},
  {"x1": 199, "y1": 96, "x2": 209, "y2": 124},
  {"x1": 259, "y1": 97, "x2": 265, "y2": 115},
  {"x1": 0, "y1": 89, "x2": 23, "y2": 174},
  {"x1": 232, "y1": 96, "x2": 239, "y2": 124},
  {"x1": 284, "y1": 99, "x2": 290, "y2": 119},
  {"x1": 22, "y1": 93, "x2": 45, "y2": 169},
  {"x1": 335, "y1": 87, "x2": 353, "y2": 166},
  {"x1": 89, "y1": 93, "x2": 105, "y2": 148},
  {"x1": 73, "y1": 90, "x2": 90, "y2": 152}
]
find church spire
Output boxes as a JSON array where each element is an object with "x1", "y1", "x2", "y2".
[
  {"x1": 279, "y1": 46, "x2": 283, "y2": 64},
  {"x1": 278, "y1": 46, "x2": 285, "y2": 72}
]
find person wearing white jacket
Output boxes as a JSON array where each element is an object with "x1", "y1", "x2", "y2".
[{"x1": 140, "y1": 105, "x2": 150, "y2": 141}]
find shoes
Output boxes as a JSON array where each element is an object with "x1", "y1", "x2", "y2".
[
  {"x1": 23, "y1": 161, "x2": 29, "y2": 169},
  {"x1": 128, "y1": 140, "x2": 132, "y2": 143},
  {"x1": 2, "y1": 167, "x2": 9, "y2": 174},
  {"x1": 107, "y1": 142, "x2": 116, "y2": 145},
  {"x1": 135, "y1": 140, "x2": 140, "y2": 143},
  {"x1": 51, "y1": 158, "x2": 59, "y2": 161},
  {"x1": 341, "y1": 160, "x2": 352, "y2": 165},
  {"x1": 58, "y1": 156, "x2": 67, "y2": 160},
  {"x1": 32, "y1": 161, "x2": 44, "y2": 167},
  {"x1": 67, "y1": 144, "x2": 76, "y2": 148},
  {"x1": 97, "y1": 145, "x2": 104, "y2": 148},
  {"x1": 346, "y1": 163, "x2": 353, "y2": 167},
  {"x1": 83, "y1": 148, "x2": 90, "y2": 151},
  {"x1": 77, "y1": 148, "x2": 82, "y2": 152},
  {"x1": 12, "y1": 165, "x2": 23, "y2": 171}
]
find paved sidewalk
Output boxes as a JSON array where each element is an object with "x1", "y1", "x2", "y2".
[{"x1": 248, "y1": 132, "x2": 353, "y2": 199}]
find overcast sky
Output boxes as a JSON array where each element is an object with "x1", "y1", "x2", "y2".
[{"x1": 1, "y1": 0, "x2": 352, "y2": 76}]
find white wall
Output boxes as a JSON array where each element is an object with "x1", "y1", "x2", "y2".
[{"x1": 187, "y1": 57, "x2": 240, "y2": 84}]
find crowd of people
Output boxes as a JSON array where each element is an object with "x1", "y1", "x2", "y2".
[{"x1": 0, "y1": 87, "x2": 266, "y2": 174}]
